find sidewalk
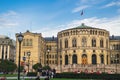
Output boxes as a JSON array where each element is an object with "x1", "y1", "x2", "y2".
[{"x1": 0, "y1": 76, "x2": 46, "y2": 80}]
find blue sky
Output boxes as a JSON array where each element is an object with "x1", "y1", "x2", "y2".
[{"x1": 0, "y1": 0, "x2": 120, "y2": 40}]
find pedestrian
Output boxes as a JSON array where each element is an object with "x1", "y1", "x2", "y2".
[{"x1": 37, "y1": 67, "x2": 42, "y2": 77}]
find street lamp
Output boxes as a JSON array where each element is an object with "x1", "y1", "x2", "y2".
[
  {"x1": 22, "y1": 56, "x2": 26, "y2": 80},
  {"x1": 27, "y1": 51, "x2": 31, "y2": 73},
  {"x1": 47, "y1": 49, "x2": 50, "y2": 66},
  {"x1": 17, "y1": 32, "x2": 24, "y2": 80},
  {"x1": 22, "y1": 56, "x2": 26, "y2": 69}
]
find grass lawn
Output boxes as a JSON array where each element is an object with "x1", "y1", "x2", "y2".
[{"x1": 0, "y1": 74, "x2": 18, "y2": 77}]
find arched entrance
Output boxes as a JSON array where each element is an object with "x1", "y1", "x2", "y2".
[
  {"x1": 72, "y1": 54, "x2": 77, "y2": 64},
  {"x1": 92, "y1": 54, "x2": 97, "y2": 64},
  {"x1": 65, "y1": 55, "x2": 68, "y2": 65},
  {"x1": 82, "y1": 54, "x2": 87, "y2": 64}
]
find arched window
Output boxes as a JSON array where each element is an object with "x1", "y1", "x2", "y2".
[
  {"x1": 65, "y1": 55, "x2": 68, "y2": 65},
  {"x1": 115, "y1": 45, "x2": 117, "y2": 50},
  {"x1": 116, "y1": 44, "x2": 119, "y2": 50},
  {"x1": 64, "y1": 39, "x2": 68, "y2": 48},
  {"x1": 119, "y1": 45, "x2": 120, "y2": 50},
  {"x1": 100, "y1": 39, "x2": 104, "y2": 48},
  {"x1": 82, "y1": 37, "x2": 87, "y2": 47},
  {"x1": 106, "y1": 39, "x2": 108, "y2": 48},
  {"x1": 113, "y1": 44, "x2": 115, "y2": 50},
  {"x1": 92, "y1": 54, "x2": 97, "y2": 64},
  {"x1": 82, "y1": 54, "x2": 87, "y2": 64},
  {"x1": 29, "y1": 39, "x2": 32, "y2": 46},
  {"x1": 60, "y1": 39, "x2": 62, "y2": 49},
  {"x1": 92, "y1": 38, "x2": 96, "y2": 47},
  {"x1": 90, "y1": 30, "x2": 92, "y2": 34},
  {"x1": 100, "y1": 54, "x2": 104, "y2": 64},
  {"x1": 116, "y1": 54, "x2": 119, "y2": 63},
  {"x1": 72, "y1": 54, "x2": 77, "y2": 64},
  {"x1": 72, "y1": 38, "x2": 77, "y2": 47}
]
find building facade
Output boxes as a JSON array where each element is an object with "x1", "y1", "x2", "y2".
[
  {"x1": 16, "y1": 30, "x2": 45, "y2": 72},
  {"x1": 109, "y1": 36, "x2": 120, "y2": 64},
  {"x1": 57, "y1": 23, "x2": 110, "y2": 65},
  {"x1": 0, "y1": 36, "x2": 15, "y2": 62},
  {"x1": 15, "y1": 24, "x2": 120, "y2": 73}
]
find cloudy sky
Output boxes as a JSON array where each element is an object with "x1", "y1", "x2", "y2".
[{"x1": 0, "y1": 0, "x2": 120, "y2": 40}]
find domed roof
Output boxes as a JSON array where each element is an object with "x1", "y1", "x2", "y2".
[{"x1": 73, "y1": 23, "x2": 95, "y2": 29}]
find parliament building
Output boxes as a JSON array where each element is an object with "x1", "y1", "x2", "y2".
[{"x1": 16, "y1": 23, "x2": 120, "y2": 73}]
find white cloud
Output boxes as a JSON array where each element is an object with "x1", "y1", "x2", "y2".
[
  {"x1": 0, "y1": 10, "x2": 19, "y2": 28},
  {"x1": 39, "y1": 16, "x2": 120, "y2": 37},
  {"x1": 77, "y1": 0, "x2": 105, "y2": 5},
  {"x1": 72, "y1": 5, "x2": 89, "y2": 13},
  {"x1": 102, "y1": 1, "x2": 120, "y2": 8},
  {"x1": 2, "y1": 10, "x2": 17, "y2": 16},
  {"x1": 67, "y1": 16, "x2": 120, "y2": 36}
]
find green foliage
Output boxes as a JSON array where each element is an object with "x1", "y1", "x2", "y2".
[
  {"x1": 20, "y1": 66, "x2": 24, "y2": 72},
  {"x1": 27, "y1": 72, "x2": 37, "y2": 76},
  {"x1": 0, "y1": 59, "x2": 17, "y2": 73},
  {"x1": 32, "y1": 63, "x2": 42, "y2": 72},
  {"x1": 42, "y1": 65, "x2": 51, "y2": 70},
  {"x1": 55, "y1": 73, "x2": 120, "y2": 79}
]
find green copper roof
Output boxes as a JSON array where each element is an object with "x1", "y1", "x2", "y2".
[{"x1": 74, "y1": 23, "x2": 94, "y2": 29}]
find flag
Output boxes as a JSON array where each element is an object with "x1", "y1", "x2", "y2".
[{"x1": 81, "y1": 10, "x2": 83, "y2": 16}]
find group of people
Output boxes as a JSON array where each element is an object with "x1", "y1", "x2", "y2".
[{"x1": 35, "y1": 67, "x2": 56, "y2": 80}]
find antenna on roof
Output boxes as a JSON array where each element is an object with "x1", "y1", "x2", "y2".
[{"x1": 29, "y1": 21, "x2": 33, "y2": 32}]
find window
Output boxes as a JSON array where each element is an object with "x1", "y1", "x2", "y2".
[
  {"x1": 100, "y1": 55, "x2": 104, "y2": 64},
  {"x1": 29, "y1": 39, "x2": 32, "y2": 46},
  {"x1": 92, "y1": 38, "x2": 96, "y2": 47},
  {"x1": 64, "y1": 39, "x2": 68, "y2": 48},
  {"x1": 22, "y1": 39, "x2": 33, "y2": 46},
  {"x1": 92, "y1": 54, "x2": 97, "y2": 64},
  {"x1": 60, "y1": 39, "x2": 62, "y2": 49},
  {"x1": 72, "y1": 54, "x2": 77, "y2": 64},
  {"x1": 100, "y1": 39, "x2": 104, "y2": 48},
  {"x1": 72, "y1": 38, "x2": 77, "y2": 47},
  {"x1": 82, "y1": 37, "x2": 87, "y2": 47},
  {"x1": 65, "y1": 55, "x2": 68, "y2": 65},
  {"x1": 106, "y1": 39, "x2": 108, "y2": 48},
  {"x1": 23, "y1": 39, "x2": 25, "y2": 46}
]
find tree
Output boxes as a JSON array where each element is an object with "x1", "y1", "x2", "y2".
[
  {"x1": 20, "y1": 66, "x2": 24, "y2": 72},
  {"x1": 0, "y1": 59, "x2": 17, "y2": 73},
  {"x1": 32, "y1": 63, "x2": 42, "y2": 72},
  {"x1": 42, "y1": 65, "x2": 51, "y2": 70}
]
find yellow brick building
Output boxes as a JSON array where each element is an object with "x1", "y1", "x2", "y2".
[
  {"x1": 16, "y1": 30, "x2": 45, "y2": 72},
  {"x1": 57, "y1": 23, "x2": 110, "y2": 65},
  {"x1": 16, "y1": 24, "x2": 120, "y2": 73}
]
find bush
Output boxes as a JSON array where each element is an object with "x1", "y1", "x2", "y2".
[
  {"x1": 27, "y1": 72, "x2": 37, "y2": 76},
  {"x1": 55, "y1": 72, "x2": 120, "y2": 80}
]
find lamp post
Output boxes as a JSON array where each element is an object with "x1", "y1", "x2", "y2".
[
  {"x1": 22, "y1": 56, "x2": 26, "y2": 80},
  {"x1": 27, "y1": 51, "x2": 31, "y2": 73},
  {"x1": 22, "y1": 56, "x2": 26, "y2": 68},
  {"x1": 47, "y1": 49, "x2": 50, "y2": 66},
  {"x1": 17, "y1": 32, "x2": 24, "y2": 80}
]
